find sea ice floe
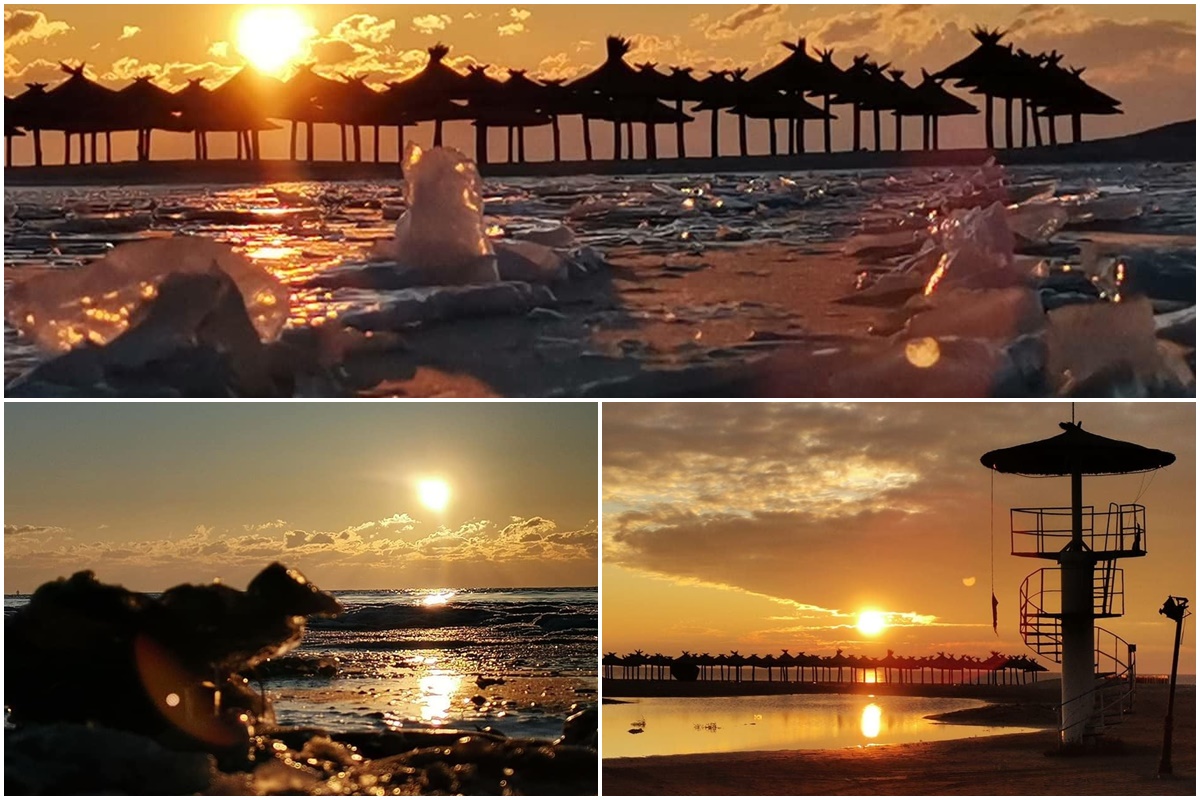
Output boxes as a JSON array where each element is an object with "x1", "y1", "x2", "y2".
[{"x1": 4, "y1": 237, "x2": 289, "y2": 353}]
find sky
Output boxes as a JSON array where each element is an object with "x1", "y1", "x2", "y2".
[
  {"x1": 4, "y1": 4, "x2": 1195, "y2": 163},
  {"x1": 5, "y1": 402, "x2": 598, "y2": 592},
  {"x1": 603, "y1": 402, "x2": 1196, "y2": 676}
]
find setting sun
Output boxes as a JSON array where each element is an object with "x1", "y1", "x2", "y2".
[
  {"x1": 417, "y1": 479, "x2": 451, "y2": 512},
  {"x1": 235, "y1": 7, "x2": 313, "y2": 75},
  {"x1": 857, "y1": 610, "x2": 887, "y2": 637}
]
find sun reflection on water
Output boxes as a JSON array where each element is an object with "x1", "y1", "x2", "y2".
[
  {"x1": 418, "y1": 672, "x2": 462, "y2": 726},
  {"x1": 860, "y1": 703, "x2": 882, "y2": 739}
]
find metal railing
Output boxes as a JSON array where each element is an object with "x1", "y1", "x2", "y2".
[{"x1": 1011, "y1": 504, "x2": 1146, "y2": 558}]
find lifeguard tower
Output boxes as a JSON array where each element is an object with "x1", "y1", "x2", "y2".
[{"x1": 981, "y1": 420, "x2": 1175, "y2": 745}]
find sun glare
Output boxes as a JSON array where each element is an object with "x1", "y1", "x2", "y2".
[
  {"x1": 235, "y1": 7, "x2": 312, "y2": 75},
  {"x1": 417, "y1": 479, "x2": 451, "y2": 512},
  {"x1": 422, "y1": 592, "x2": 454, "y2": 607},
  {"x1": 857, "y1": 610, "x2": 887, "y2": 636}
]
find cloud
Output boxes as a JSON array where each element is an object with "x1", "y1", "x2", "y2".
[
  {"x1": 118, "y1": 25, "x2": 140, "y2": 41},
  {"x1": 700, "y1": 4, "x2": 785, "y2": 40},
  {"x1": 498, "y1": 7, "x2": 531, "y2": 37},
  {"x1": 411, "y1": 14, "x2": 450, "y2": 35},
  {"x1": 244, "y1": 519, "x2": 288, "y2": 532},
  {"x1": 4, "y1": 9, "x2": 71, "y2": 47},
  {"x1": 5, "y1": 524, "x2": 67, "y2": 537},
  {"x1": 332, "y1": 14, "x2": 397, "y2": 44},
  {"x1": 604, "y1": 402, "x2": 1193, "y2": 615},
  {"x1": 5, "y1": 511, "x2": 597, "y2": 590}
]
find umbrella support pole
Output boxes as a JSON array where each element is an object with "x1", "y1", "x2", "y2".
[
  {"x1": 823, "y1": 95, "x2": 832, "y2": 153},
  {"x1": 612, "y1": 121, "x2": 621, "y2": 161},
  {"x1": 796, "y1": 119, "x2": 804, "y2": 154},
  {"x1": 872, "y1": 109, "x2": 881, "y2": 152},
  {"x1": 290, "y1": 121, "x2": 297, "y2": 160},
  {"x1": 768, "y1": 118, "x2": 777, "y2": 156},
  {"x1": 852, "y1": 105, "x2": 861, "y2": 151},
  {"x1": 582, "y1": 116, "x2": 592, "y2": 161},
  {"x1": 374, "y1": 126, "x2": 380, "y2": 163},
  {"x1": 552, "y1": 116, "x2": 561, "y2": 162},
  {"x1": 33, "y1": 129, "x2": 42, "y2": 166},
  {"x1": 985, "y1": 94, "x2": 995, "y2": 149},
  {"x1": 518, "y1": 127, "x2": 526, "y2": 163},
  {"x1": 894, "y1": 113, "x2": 902, "y2": 152},
  {"x1": 353, "y1": 126, "x2": 362, "y2": 162},
  {"x1": 306, "y1": 122, "x2": 314, "y2": 162},
  {"x1": 710, "y1": 109, "x2": 719, "y2": 157}
]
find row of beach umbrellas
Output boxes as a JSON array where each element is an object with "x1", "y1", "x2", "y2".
[
  {"x1": 4, "y1": 27, "x2": 1120, "y2": 167},
  {"x1": 603, "y1": 648, "x2": 1049, "y2": 685}
]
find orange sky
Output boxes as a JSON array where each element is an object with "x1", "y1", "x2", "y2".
[
  {"x1": 5, "y1": 403, "x2": 598, "y2": 592},
  {"x1": 4, "y1": 4, "x2": 1195, "y2": 163},
  {"x1": 603, "y1": 403, "x2": 1195, "y2": 676}
]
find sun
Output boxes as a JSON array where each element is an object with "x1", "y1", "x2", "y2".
[
  {"x1": 857, "y1": 610, "x2": 887, "y2": 636},
  {"x1": 417, "y1": 479, "x2": 451, "y2": 513},
  {"x1": 235, "y1": 7, "x2": 313, "y2": 75}
]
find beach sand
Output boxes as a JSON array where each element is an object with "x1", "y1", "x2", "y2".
[{"x1": 601, "y1": 684, "x2": 1195, "y2": 796}]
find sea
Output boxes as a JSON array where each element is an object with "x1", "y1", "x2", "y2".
[
  {"x1": 4, "y1": 586, "x2": 598, "y2": 741},
  {"x1": 4, "y1": 161, "x2": 1195, "y2": 381}
]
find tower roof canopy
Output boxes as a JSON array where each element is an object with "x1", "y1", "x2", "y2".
[{"x1": 981, "y1": 421, "x2": 1175, "y2": 477}]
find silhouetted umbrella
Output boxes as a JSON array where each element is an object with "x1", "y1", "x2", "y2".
[
  {"x1": 9, "y1": 83, "x2": 55, "y2": 166},
  {"x1": 388, "y1": 43, "x2": 473, "y2": 148},
  {"x1": 36, "y1": 63, "x2": 121, "y2": 165},
  {"x1": 114, "y1": 76, "x2": 187, "y2": 162},
  {"x1": 907, "y1": 69, "x2": 978, "y2": 150},
  {"x1": 981, "y1": 421, "x2": 1175, "y2": 476},
  {"x1": 206, "y1": 67, "x2": 286, "y2": 160},
  {"x1": 749, "y1": 38, "x2": 847, "y2": 153}
]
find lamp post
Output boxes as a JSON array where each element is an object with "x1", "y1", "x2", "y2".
[{"x1": 1157, "y1": 595, "x2": 1189, "y2": 777}]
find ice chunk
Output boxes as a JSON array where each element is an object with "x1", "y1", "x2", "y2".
[
  {"x1": 1046, "y1": 297, "x2": 1194, "y2": 395},
  {"x1": 495, "y1": 239, "x2": 568, "y2": 283},
  {"x1": 923, "y1": 202, "x2": 1019, "y2": 294},
  {"x1": 369, "y1": 143, "x2": 498, "y2": 285},
  {"x1": 4, "y1": 237, "x2": 289, "y2": 353},
  {"x1": 905, "y1": 287, "x2": 1045, "y2": 340},
  {"x1": 340, "y1": 282, "x2": 557, "y2": 331}
]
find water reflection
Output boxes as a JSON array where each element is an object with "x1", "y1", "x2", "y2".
[
  {"x1": 860, "y1": 702, "x2": 882, "y2": 739},
  {"x1": 418, "y1": 671, "x2": 461, "y2": 726},
  {"x1": 603, "y1": 694, "x2": 1042, "y2": 759}
]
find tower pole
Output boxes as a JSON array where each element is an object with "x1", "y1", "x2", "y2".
[{"x1": 1059, "y1": 466, "x2": 1095, "y2": 744}]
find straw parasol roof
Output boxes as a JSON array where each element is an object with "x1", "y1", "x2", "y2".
[{"x1": 980, "y1": 422, "x2": 1176, "y2": 476}]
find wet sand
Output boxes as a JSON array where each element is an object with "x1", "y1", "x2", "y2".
[
  {"x1": 273, "y1": 673, "x2": 596, "y2": 736},
  {"x1": 602, "y1": 685, "x2": 1195, "y2": 796},
  {"x1": 4, "y1": 119, "x2": 1192, "y2": 186}
]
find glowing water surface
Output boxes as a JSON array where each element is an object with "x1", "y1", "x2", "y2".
[{"x1": 602, "y1": 694, "x2": 1042, "y2": 758}]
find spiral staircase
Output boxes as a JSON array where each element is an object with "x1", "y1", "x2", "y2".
[{"x1": 1013, "y1": 503, "x2": 1144, "y2": 739}]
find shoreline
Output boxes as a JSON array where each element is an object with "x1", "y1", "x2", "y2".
[
  {"x1": 3, "y1": 120, "x2": 1193, "y2": 187},
  {"x1": 602, "y1": 684, "x2": 1195, "y2": 796},
  {"x1": 602, "y1": 678, "x2": 1063, "y2": 701}
]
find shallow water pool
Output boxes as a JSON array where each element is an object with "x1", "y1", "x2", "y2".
[{"x1": 602, "y1": 693, "x2": 1043, "y2": 758}]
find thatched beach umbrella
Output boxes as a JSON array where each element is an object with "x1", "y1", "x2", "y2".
[
  {"x1": 388, "y1": 44, "x2": 473, "y2": 148},
  {"x1": 114, "y1": 76, "x2": 187, "y2": 162}
]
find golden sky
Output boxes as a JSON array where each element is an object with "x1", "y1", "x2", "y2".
[
  {"x1": 5, "y1": 403, "x2": 598, "y2": 592},
  {"x1": 4, "y1": 4, "x2": 1195, "y2": 162},
  {"x1": 603, "y1": 402, "x2": 1195, "y2": 676}
]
